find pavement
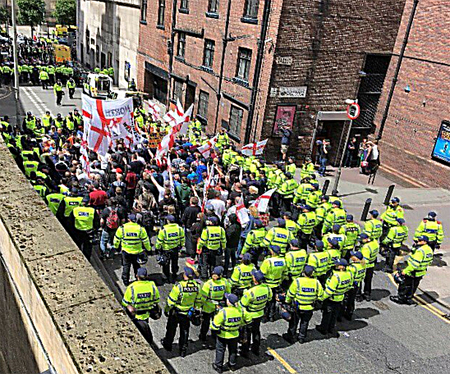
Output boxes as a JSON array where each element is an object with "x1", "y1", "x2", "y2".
[{"x1": 12, "y1": 85, "x2": 450, "y2": 374}]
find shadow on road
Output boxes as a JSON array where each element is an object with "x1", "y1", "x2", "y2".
[
  {"x1": 371, "y1": 288, "x2": 391, "y2": 301},
  {"x1": 431, "y1": 254, "x2": 447, "y2": 267}
]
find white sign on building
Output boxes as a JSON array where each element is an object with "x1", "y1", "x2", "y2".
[{"x1": 278, "y1": 86, "x2": 308, "y2": 98}]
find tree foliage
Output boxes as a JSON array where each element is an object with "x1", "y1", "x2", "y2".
[
  {"x1": 0, "y1": 6, "x2": 9, "y2": 25},
  {"x1": 17, "y1": 0, "x2": 45, "y2": 27},
  {"x1": 53, "y1": 0, "x2": 76, "y2": 26}
]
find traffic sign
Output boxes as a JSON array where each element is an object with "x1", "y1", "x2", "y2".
[{"x1": 347, "y1": 103, "x2": 360, "y2": 120}]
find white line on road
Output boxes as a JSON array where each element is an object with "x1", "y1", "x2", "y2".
[
  {"x1": 25, "y1": 87, "x2": 51, "y2": 114},
  {"x1": 22, "y1": 87, "x2": 46, "y2": 115}
]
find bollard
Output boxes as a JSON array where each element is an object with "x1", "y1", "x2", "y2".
[
  {"x1": 361, "y1": 198, "x2": 372, "y2": 221},
  {"x1": 383, "y1": 184, "x2": 396, "y2": 206},
  {"x1": 322, "y1": 179, "x2": 330, "y2": 195}
]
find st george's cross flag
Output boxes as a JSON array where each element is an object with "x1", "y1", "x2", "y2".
[{"x1": 242, "y1": 139, "x2": 268, "y2": 156}]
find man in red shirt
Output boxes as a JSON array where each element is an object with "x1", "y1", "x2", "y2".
[
  {"x1": 125, "y1": 171, "x2": 137, "y2": 208},
  {"x1": 89, "y1": 182, "x2": 108, "y2": 210}
]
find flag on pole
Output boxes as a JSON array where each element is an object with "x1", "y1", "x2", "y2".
[
  {"x1": 252, "y1": 188, "x2": 276, "y2": 213},
  {"x1": 144, "y1": 100, "x2": 162, "y2": 122},
  {"x1": 242, "y1": 139, "x2": 268, "y2": 156},
  {"x1": 236, "y1": 195, "x2": 250, "y2": 225},
  {"x1": 198, "y1": 134, "x2": 218, "y2": 159}
]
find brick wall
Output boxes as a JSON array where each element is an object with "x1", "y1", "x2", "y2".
[
  {"x1": 262, "y1": 0, "x2": 406, "y2": 161},
  {"x1": 373, "y1": 0, "x2": 450, "y2": 187}
]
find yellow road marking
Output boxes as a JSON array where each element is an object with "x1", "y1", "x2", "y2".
[
  {"x1": 267, "y1": 347, "x2": 297, "y2": 374},
  {"x1": 387, "y1": 274, "x2": 450, "y2": 324}
]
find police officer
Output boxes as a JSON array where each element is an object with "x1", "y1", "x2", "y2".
[
  {"x1": 357, "y1": 233, "x2": 379, "y2": 301},
  {"x1": 241, "y1": 219, "x2": 266, "y2": 266},
  {"x1": 42, "y1": 111, "x2": 54, "y2": 132},
  {"x1": 315, "y1": 195, "x2": 332, "y2": 236},
  {"x1": 122, "y1": 267, "x2": 160, "y2": 343},
  {"x1": 54, "y1": 80, "x2": 64, "y2": 106},
  {"x1": 283, "y1": 211, "x2": 301, "y2": 239},
  {"x1": 390, "y1": 236, "x2": 434, "y2": 305},
  {"x1": 71, "y1": 195, "x2": 100, "y2": 259},
  {"x1": 278, "y1": 172, "x2": 298, "y2": 212},
  {"x1": 342, "y1": 251, "x2": 366, "y2": 320},
  {"x1": 156, "y1": 215, "x2": 185, "y2": 283},
  {"x1": 285, "y1": 239, "x2": 307, "y2": 281},
  {"x1": 56, "y1": 188, "x2": 83, "y2": 231},
  {"x1": 263, "y1": 218, "x2": 292, "y2": 257},
  {"x1": 382, "y1": 218, "x2": 408, "y2": 273},
  {"x1": 114, "y1": 213, "x2": 151, "y2": 286},
  {"x1": 316, "y1": 259, "x2": 352, "y2": 336},
  {"x1": 414, "y1": 211, "x2": 444, "y2": 251},
  {"x1": 230, "y1": 253, "x2": 256, "y2": 296},
  {"x1": 283, "y1": 265, "x2": 324, "y2": 344},
  {"x1": 161, "y1": 267, "x2": 202, "y2": 357},
  {"x1": 380, "y1": 197, "x2": 404, "y2": 239},
  {"x1": 197, "y1": 216, "x2": 226, "y2": 279},
  {"x1": 323, "y1": 224, "x2": 346, "y2": 253},
  {"x1": 322, "y1": 200, "x2": 346, "y2": 234},
  {"x1": 39, "y1": 68, "x2": 49, "y2": 89},
  {"x1": 46, "y1": 191, "x2": 64, "y2": 215},
  {"x1": 306, "y1": 240, "x2": 330, "y2": 285},
  {"x1": 260, "y1": 245, "x2": 287, "y2": 321},
  {"x1": 342, "y1": 215, "x2": 361, "y2": 258},
  {"x1": 23, "y1": 111, "x2": 37, "y2": 134},
  {"x1": 66, "y1": 77, "x2": 76, "y2": 99},
  {"x1": 297, "y1": 205, "x2": 317, "y2": 248},
  {"x1": 300, "y1": 157, "x2": 315, "y2": 180},
  {"x1": 363, "y1": 210, "x2": 383, "y2": 242},
  {"x1": 199, "y1": 266, "x2": 231, "y2": 343},
  {"x1": 239, "y1": 270, "x2": 272, "y2": 357},
  {"x1": 211, "y1": 293, "x2": 251, "y2": 373}
]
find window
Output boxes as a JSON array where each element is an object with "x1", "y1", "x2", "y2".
[
  {"x1": 203, "y1": 39, "x2": 215, "y2": 69},
  {"x1": 208, "y1": 0, "x2": 218, "y2": 13},
  {"x1": 157, "y1": 0, "x2": 165, "y2": 27},
  {"x1": 180, "y1": 0, "x2": 189, "y2": 11},
  {"x1": 243, "y1": 0, "x2": 258, "y2": 18},
  {"x1": 101, "y1": 52, "x2": 106, "y2": 69},
  {"x1": 124, "y1": 61, "x2": 130, "y2": 82},
  {"x1": 198, "y1": 91, "x2": 209, "y2": 118},
  {"x1": 177, "y1": 32, "x2": 186, "y2": 58},
  {"x1": 236, "y1": 47, "x2": 252, "y2": 81},
  {"x1": 173, "y1": 79, "x2": 183, "y2": 101},
  {"x1": 229, "y1": 106, "x2": 243, "y2": 137},
  {"x1": 96, "y1": 45, "x2": 100, "y2": 63},
  {"x1": 141, "y1": 0, "x2": 147, "y2": 22},
  {"x1": 85, "y1": 29, "x2": 90, "y2": 54},
  {"x1": 107, "y1": 52, "x2": 112, "y2": 68},
  {"x1": 80, "y1": 43, "x2": 84, "y2": 63}
]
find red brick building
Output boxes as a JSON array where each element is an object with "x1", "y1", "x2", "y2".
[
  {"x1": 373, "y1": 0, "x2": 450, "y2": 188},
  {"x1": 137, "y1": 0, "x2": 406, "y2": 162}
]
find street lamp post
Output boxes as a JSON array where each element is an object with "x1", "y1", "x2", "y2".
[
  {"x1": 11, "y1": 0, "x2": 20, "y2": 126},
  {"x1": 331, "y1": 99, "x2": 357, "y2": 195}
]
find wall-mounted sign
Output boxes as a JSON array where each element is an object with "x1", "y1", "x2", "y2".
[
  {"x1": 273, "y1": 105, "x2": 296, "y2": 135},
  {"x1": 276, "y1": 56, "x2": 293, "y2": 66},
  {"x1": 278, "y1": 86, "x2": 307, "y2": 98},
  {"x1": 431, "y1": 120, "x2": 450, "y2": 165}
]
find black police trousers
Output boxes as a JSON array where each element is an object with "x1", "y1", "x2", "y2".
[
  {"x1": 200, "y1": 250, "x2": 218, "y2": 279},
  {"x1": 288, "y1": 309, "x2": 313, "y2": 341},
  {"x1": 215, "y1": 336, "x2": 239, "y2": 369},
  {"x1": 135, "y1": 318, "x2": 153, "y2": 344},
  {"x1": 162, "y1": 249, "x2": 179, "y2": 280},
  {"x1": 121, "y1": 251, "x2": 140, "y2": 286},
  {"x1": 398, "y1": 275, "x2": 422, "y2": 302},
  {"x1": 200, "y1": 311, "x2": 214, "y2": 340},
  {"x1": 318, "y1": 299, "x2": 342, "y2": 333},
  {"x1": 342, "y1": 287, "x2": 358, "y2": 319},
  {"x1": 73, "y1": 229, "x2": 92, "y2": 260},
  {"x1": 241, "y1": 316, "x2": 263, "y2": 354},
  {"x1": 384, "y1": 247, "x2": 399, "y2": 272},
  {"x1": 163, "y1": 310, "x2": 190, "y2": 352},
  {"x1": 358, "y1": 265, "x2": 375, "y2": 298}
]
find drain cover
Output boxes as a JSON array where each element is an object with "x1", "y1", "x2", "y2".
[{"x1": 374, "y1": 301, "x2": 390, "y2": 310}]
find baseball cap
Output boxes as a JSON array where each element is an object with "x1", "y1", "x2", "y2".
[
  {"x1": 254, "y1": 219, "x2": 263, "y2": 228},
  {"x1": 277, "y1": 218, "x2": 286, "y2": 227},
  {"x1": 242, "y1": 253, "x2": 252, "y2": 262},
  {"x1": 328, "y1": 238, "x2": 339, "y2": 247},
  {"x1": 166, "y1": 214, "x2": 175, "y2": 222},
  {"x1": 334, "y1": 258, "x2": 348, "y2": 267},
  {"x1": 332, "y1": 200, "x2": 341, "y2": 207},
  {"x1": 251, "y1": 269, "x2": 265, "y2": 282},
  {"x1": 212, "y1": 266, "x2": 224, "y2": 276},
  {"x1": 184, "y1": 266, "x2": 195, "y2": 278},
  {"x1": 137, "y1": 268, "x2": 148, "y2": 277},
  {"x1": 359, "y1": 233, "x2": 369, "y2": 240},
  {"x1": 350, "y1": 251, "x2": 363, "y2": 260},
  {"x1": 428, "y1": 211, "x2": 437, "y2": 218},
  {"x1": 304, "y1": 265, "x2": 314, "y2": 276},
  {"x1": 283, "y1": 211, "x2": 292, "y2": 219},
  {"x1": 346, "y1": 214, "x2": 354, "y2": 221},
  {"x1": 270, "y1": 245, "x2": 281, "y2": 254},
  {"x1": 303, "y1": 205, "x2": 312, "y2": 211},
  {"x1": 209, "y1": 216, "x2": 219, "y2": 225},
  {"x1": 225, "y1": 293, "x2": 239, "y2": 305},
  {"x1": 417, "y1": 235, "x2": 429, "y2": 242},
  {"x1": 396, "y1": 218, "x2": 405, "y2": 224},
  {"x1": 332, "y1": 224, "x2": 341, "y2": 232},
  {"x1": 369, "y1": 209, "x2": 379, "y2": 217},
  {"x1": 391, "y1": 197, "x2": 400, "y2": 203}
]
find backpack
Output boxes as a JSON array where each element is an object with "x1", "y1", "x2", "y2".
[{"x1": 106, "y1": 208, "x2": 119, "y2": 229}]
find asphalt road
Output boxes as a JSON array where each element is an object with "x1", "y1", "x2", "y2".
[{"x1": 15, "y1": 85, "x2": 450, "y2": 374}]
